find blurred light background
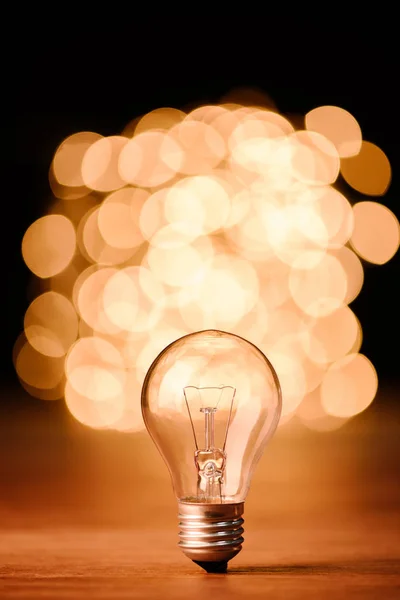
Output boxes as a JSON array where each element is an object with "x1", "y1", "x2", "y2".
[
  {"x1": 4, "y1": 32, "x2": 399, "y2": 535},
  {"x1": 13, "y1": 98, "x2": 399, "y2": 433}
]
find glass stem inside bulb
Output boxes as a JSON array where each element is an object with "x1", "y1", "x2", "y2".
[
  {"x1": 195, "y1": 407, "x2": 226, "y2": 503},
  {"x1": 203, "y1": 407, "x2": 215, "y2": 450}
]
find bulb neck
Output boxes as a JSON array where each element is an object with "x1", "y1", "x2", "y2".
[{"x1": 178, "y1": 501, "x2": 244, "y2": 572}]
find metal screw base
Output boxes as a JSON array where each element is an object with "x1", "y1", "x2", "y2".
[{"x1": 178, "y1": 501, "x2": 244, "y2": 571}]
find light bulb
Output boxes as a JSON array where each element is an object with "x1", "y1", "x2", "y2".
[{"x1": 141, "y1": 329, "x2": 282, "y2": 573}]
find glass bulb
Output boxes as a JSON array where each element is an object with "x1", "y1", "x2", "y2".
[{"x1": 141, "y1": 329, "x2": 282, "y2": 572}]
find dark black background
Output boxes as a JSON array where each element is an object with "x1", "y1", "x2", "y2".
[{"x1": 7, "y1": 25, "x2": 399, "y2": 406}]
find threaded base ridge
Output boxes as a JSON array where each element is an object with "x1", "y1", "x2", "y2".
[{"x1": 178, "y1": 502, "x2": 244, "y2": 569}]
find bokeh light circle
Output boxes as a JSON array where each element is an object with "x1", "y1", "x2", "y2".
[
  {"x1": 340, "y1": 141, "x2": 391, "y2": 195},
  {"x1": 350, "y1": 201, "x2": 400, "y2": 265},
  {"x1": 22, "y1": 215, "x2": 76, "y2": 278},
  {"x1": 305, "y1": 106, "x2": 362, "y2": 158},
  {"x1": 53, "y1": 131, "x2": 103, "y2": 188},
  {"x1": 24, "y1": 291, "x2": 79, "y2": 358},
  {"x1": 321, "y1": 353, "x2": 378, "y2": 418}
]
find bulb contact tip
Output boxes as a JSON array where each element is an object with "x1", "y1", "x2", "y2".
[{"x1": 193, "y1": 560, "x2": 228, "y2": 573}]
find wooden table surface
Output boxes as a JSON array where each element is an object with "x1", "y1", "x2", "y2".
[
  {"x1": 1, "y1": 520, "x2": 399, "y2": 599},
  {"x1": 1, "y1": 388, "x2": 399, "y2": 598}
]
